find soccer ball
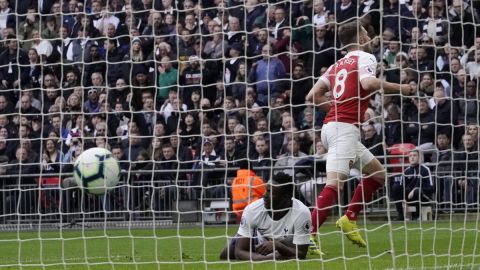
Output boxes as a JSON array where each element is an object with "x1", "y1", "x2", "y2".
[{"x1": 73, "y1": 147, "x2": 121, "y2": 195}]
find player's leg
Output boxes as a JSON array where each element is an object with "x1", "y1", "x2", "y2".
[
  {"x1": 311, "y1": 122, "x2": 354, "y2": 233},
  {"x1": 345, "y1": 157, "x2": 385, "y2": 221},
  {"x1": 310, "y1": 123, "x2": 356, "y2": 254},
  {"x1": 311, "y1": 173, "x2": 347, "y2": 233},
  {"x1": 336, "y1": 146, "x2": 385, "y2": 248},
  {"x1": 310, "y1": 172, "x2": 347, "y2": 255}
]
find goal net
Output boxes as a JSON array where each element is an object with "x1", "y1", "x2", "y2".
[{"x1": 0, "y1": 0, "x2": 479, "y2": 269}]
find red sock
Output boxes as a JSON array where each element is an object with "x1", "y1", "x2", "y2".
[
  {"x1": 311, "y1": 185, "x2": 338, "y2": 234},
  {"x1": 346, "y1": 178, "x2": 383, "y2": 220}
]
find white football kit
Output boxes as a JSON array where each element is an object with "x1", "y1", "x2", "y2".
[{"x1": 237, "y1": 198, "x2": 311, "y2": 246}]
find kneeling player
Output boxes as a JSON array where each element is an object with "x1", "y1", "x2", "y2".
[{"x1": 219, "y1": 172, "x2": 311, "y2": 260}]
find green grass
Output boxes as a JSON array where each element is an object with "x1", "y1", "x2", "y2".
[{"x1": 0, "y1": 220, "x2": 480, "y2": 270}]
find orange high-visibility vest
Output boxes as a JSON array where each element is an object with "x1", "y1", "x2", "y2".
[{"x1": 231, "y1": 169, "x2": 266, "y2": 218}]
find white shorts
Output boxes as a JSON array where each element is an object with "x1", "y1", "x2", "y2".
[{"x1": 321, "y1": 122, "x2": 375, "y2": 176}]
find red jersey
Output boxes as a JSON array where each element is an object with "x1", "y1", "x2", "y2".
[{"x1": 320, "y1": 50, "x2": 377, "y2": 125}]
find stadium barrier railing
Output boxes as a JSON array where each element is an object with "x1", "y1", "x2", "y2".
[{"x1": 0, "y1": 163, "x2": 476, "y2": 224}]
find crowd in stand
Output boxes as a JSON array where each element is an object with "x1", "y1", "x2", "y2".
[{"x1": 0, "y1": 0, "x2": 479, "y2": 212}]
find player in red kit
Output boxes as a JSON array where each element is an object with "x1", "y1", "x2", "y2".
[{"x1": 306, "y1": 21, "x2": 412, "y2": 250}]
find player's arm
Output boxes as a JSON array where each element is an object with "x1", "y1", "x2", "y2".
[
  {"x1": 305, "y1": 75, "x2": 330, "y2": 112},
  {"x1": 361, "y1": 77, "x2": 412, "y2": 95},
  {"x1": 358, "y1": 53, "x2": 411, "y2": 95},
  {"x1": 234, "y1": 204, "x2": 275, "y2": 260},
  {"x1": 234, "y1": 237, "x2": 275, "y2": 261},
  {"x1": 257, "y1": 241, "x2": 308, "y2": 260}
]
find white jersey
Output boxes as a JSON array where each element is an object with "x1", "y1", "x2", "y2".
[{"x1": 237, "y1": 198, "x2": 311, "y2": 246}]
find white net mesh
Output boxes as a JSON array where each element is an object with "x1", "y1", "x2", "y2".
[{"x1": 0, "y1": 0, "x2": 479, "y2": 268}]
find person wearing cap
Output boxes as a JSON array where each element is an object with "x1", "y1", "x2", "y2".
[
  {"x1": 220, "y1": 172, "x2": 311, "y2": 260},
  {"x1": 84, "y1": 88, "x2": 100, "y2": 113},
  {"x1": 200, "y1": 11, "x2": 214, "y2": 35},
  {"x1": 191, "y1": 138, "x2": 221, "y2": 190}
]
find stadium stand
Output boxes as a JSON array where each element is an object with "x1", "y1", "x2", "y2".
[{"x1": 0, "y1": 0, "x2": 479, "y2": 223}]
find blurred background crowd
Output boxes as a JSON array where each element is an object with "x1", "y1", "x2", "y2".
[{"x1": 0, "y1": 0, "x2": 480, "y2": 213}]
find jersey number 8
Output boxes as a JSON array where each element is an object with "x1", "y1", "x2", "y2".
[{"x1": 333, "y1": 68, "x2": 348, "y2": 99}]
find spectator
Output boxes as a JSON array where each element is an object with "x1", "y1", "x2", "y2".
[
  {"x1": 6, "y1": 146, "x2": 38, "y2": 185},
  {"x1": 422, "y1": 2, "x2": 448, "y2": 45},
  {"x1": 250, "y1": 138, "x2": 272, "y2": 181},
  {"x1": 384, "y1": 104, "x2": 404, "y2": 147},
  {"x1": 312, "y1": 0, "x2": 329, "y2": 26},
  {"x1": 226, "y1": 16, "x2": 245, "y2": 46},
  {"x1": 104, "y1": 39, "x2": 124, "y2": 86},
  {"x1": 0, "y1": 35, "x2": 28, "y2": 90},
  {"x1": 230, "y1": 159, "x2": 265, "y2": 221},
  {"x1": 108, "y1": 78, "x2": 130, "y2": 110},
  {"x1": 19, "y1": 94, "x2": 41, "y2": 115},
  {"x1": 83, "y1": 45, "x2": 106, "y2": 85},
  {"x1": 219, "y1": 136, "x2": 245, "y2": 178},
  {"x1": 430, "y1": 132, "x2": 454, "y2": 206},
  {"x1": 290, "y1": 63, "x2": 313, "y2": 115},
  {"x1": 0, "y1": 135, "x2": 13, "y2": 161},
  {"x1": 169, "y1": 134, "x2": 193, "y2": 164},
  {"x1": 157, "y1": 56, "x2": 178, "y2": 103},
  {"x1": 465, "y1": 50, "x2": 480, "y2": 81},
  {"x1": 409, "y1": 46, "x2": 434, "y2": 72},
  {"x1": 63, "y1": 70, "x2": 80, "y2": 90},
  {"x1": 42, "y1": 16, "x2": 59, "y2": 40},
  {"x1": 0, "y1": 94, "x2": 12, "y2": 114},
  {"x1": 271, "y1": 114, "x2": 294, "y2": 157},
  {"x1": 392, "y1": 149, "x2": 434, "y2": 220},
  {"x1": 41, "y1": 138, "x2": 63, "y2": 177},
  {"x1": 191, "y1": 138, "x2": 222, "y2": 194},
  {"x1": 335, "y1": 0, "x2": 356, "y2": 23},
  {"x1": 155, "y1": 143, "x2": 185, "y2": 181},
  {"x1": 84, "y1": 88, "x2": 101, "y2": 113},
  {"x1": 248, "y1": 44, "x2": 286, "y2": 106},
  {"x1": 270, "y1": 7, "x2": 288, "y2": 41},
  {"x1": 224, "y1": 43, "x2": 245, "y2": 86},
  {"x1": 274, "y1": 138, "x2": 307, "y2": 177},
  {"x1": 457, "y1": 80, "x2": 479, "y2": 125},
  {"x1": 432, "y1": 87, "x2": 458, "y2": 137},
  {"x1": 179, "y1": 112, "x2": 200, "y2": 148},
  {"x1": 454, "y1": 134, "x2": 479, "y2": 205},
  {"x1": 247, "y1": 28, "x2": 269, "y2": 58},
  {"x1": 179, "y1": 55, "x2": 203, "y2": 107},
  {"x1": 383, "y1": 0, "x2": 414, "y2": 38},
  {"x1": 467, "y1": 125, "x2": 479, "y2": 149},
  {"x1": 404, "y1": 97, "x2": 435, "y2": 149},
  {"x1": 122, "y1": 131, "x2": 145, "y2": 161},
  {"x1": 361, "y1": 123, "x2": 384, "y2": 158},
  {"x1": 203, "y1": 25, "x2": 225, "y2": 59},
  {"x1": 111, "y1": 144, "x2": 130, "y2": 172},
  {"x1": 177, "y1": 29, "x2": 196, "y2": 59},
  {"x1": 165, "y1": 97, "x2": 187, "y2": 135}
]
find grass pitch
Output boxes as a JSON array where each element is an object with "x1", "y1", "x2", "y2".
[{"x1": 0, "y1": 220, "x2": 479, "y2": 270}]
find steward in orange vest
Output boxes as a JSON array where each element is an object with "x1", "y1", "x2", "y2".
[{"x1": 231, "y1": 161, "x2": 266, "y2": 220}]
